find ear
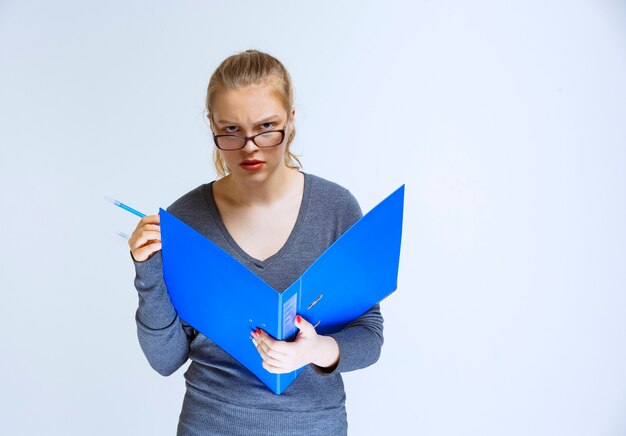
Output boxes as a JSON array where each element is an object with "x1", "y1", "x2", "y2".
[{"x1": 286, "y1": 108, "x2": 295, "y2": 131}]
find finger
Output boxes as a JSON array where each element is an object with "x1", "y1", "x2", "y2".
[
  {"x1": 134, "y1": 214, "x2": 158, "y2": 232},
  {"x1": 256, "y1": 337, "x2": 288, "y2": 360},
  {"x1": 139, "y1": 224, "x2": 161, "y2": 233},
  {"x1": 262, "y1": 361, "x2": 290, "y2": 374},
  {"x1": 132, "y1": 242, "x2": 162, "y2": 262},
  {"x1": 256, "y1": 344, "x2": 285, "y2": 368},
  {"x1": 134, "y1": 214, "x2": 160, "y2": 231},
  {"x1": 256, "y1": 330, "x2": 290, "y2": 355},
  {"x1": 130, "y1": 231, "x2": 162, "y2": 249},
  {"x1": 128, "y1": 226, "x2": 161, "y2": 250},
  {"x1": 294, "y1": 314, "x2": 316, "y2": 335},
  {"x1": 253, "y1": 330, "x2": 289, "y2": 357},
  {"x1": 253, "y1": 335, "x2": 287, "y2": 366},
  {"x1": 133, "y1": 241, "x2": 162, "y2": 257}
]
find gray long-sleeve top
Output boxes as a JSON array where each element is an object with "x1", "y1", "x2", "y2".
[{"x1": 132, "y1": 172, "x2": 384, "y2": 436}]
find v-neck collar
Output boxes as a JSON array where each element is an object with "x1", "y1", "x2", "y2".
[{"x1": 204, "y1": 171, "x2": 311, "y2": 269}]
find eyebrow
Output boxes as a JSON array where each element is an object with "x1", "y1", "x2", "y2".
[{"x1": 216, "y1": 115, "x2": 280, "y2": 125}]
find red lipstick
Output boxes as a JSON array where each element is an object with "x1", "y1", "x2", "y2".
[{"x1": 240, "y1": 159, "x2": 265, "y2": 171}]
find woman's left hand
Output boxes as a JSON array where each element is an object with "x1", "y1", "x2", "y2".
[{"x1": 252, "y1": 315, "x2": 340, "y2": 374}]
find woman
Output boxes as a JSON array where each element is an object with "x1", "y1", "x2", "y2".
[{"x1": 129, "y1": 49, "x2": 384, "y2": 436}]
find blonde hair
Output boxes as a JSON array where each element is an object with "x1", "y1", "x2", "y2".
[{"x1": 206, "y1": 49, "x2": 302, "y2": 178}]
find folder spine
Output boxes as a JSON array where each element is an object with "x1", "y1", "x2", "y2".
[
  {"x1": 277, "y1": 293, "x2": 283, "y2": 340},
  {"x1": 281, "y1": 293, "x2": 298, "y2": 341}
]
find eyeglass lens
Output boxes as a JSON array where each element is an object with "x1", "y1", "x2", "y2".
[{"x1": 217, "y1": 131, "x2": 283, "y2": 150}]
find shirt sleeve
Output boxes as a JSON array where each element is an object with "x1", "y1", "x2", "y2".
[
  {"x1": 133, "y1": 250, "x2": 191, "y2": 376},
  {"x1": 315, "y1": 304, "x2": 384, "y2": 375},
  {"x1": 313, "y1": 188, "x2": 385, "y2": 375}
]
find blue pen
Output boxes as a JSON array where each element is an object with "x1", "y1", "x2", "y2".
[{"x1": 105, "y1": 196, "x2": 146, "y2": 218}]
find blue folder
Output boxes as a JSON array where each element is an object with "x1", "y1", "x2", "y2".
[{"x1": 160, "y1": 185, "x2": 405, "y2": 394}]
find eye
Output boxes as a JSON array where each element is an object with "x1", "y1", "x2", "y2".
[
  {"x1": 223, "y1": 126, "x2": 239, "y2": 133},
  {"x1": 260, "y1": 122, "x2": 276, "y2": 130}
]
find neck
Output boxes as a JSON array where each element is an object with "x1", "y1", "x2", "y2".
[{"x1": 220, "y1": 166, "x2": 301, "y2": 206}]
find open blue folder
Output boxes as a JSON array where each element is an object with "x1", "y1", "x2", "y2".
[{"x1": 160, "y1": 185, "x2": 405, "y2": 394}]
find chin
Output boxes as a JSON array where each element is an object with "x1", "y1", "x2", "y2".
[{"x1": 235, "y1": 164, "x2": 275, "y2": 181}]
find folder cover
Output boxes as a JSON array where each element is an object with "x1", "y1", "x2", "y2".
[{"x1": 160, "y1": 185, "x2": 405, "y2": 394}]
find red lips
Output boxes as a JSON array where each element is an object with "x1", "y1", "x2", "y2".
[{"x1": 239, "y1": 160, "x2": 265, "y2": 171}]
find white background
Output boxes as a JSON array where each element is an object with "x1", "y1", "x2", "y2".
[{"x1": 1, "y1": 1, "x2": 625, "y2": 435}]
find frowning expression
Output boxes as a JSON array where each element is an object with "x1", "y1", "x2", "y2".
[{"x1": 210, "y1": 84, "x2": 294, "y2": 180}]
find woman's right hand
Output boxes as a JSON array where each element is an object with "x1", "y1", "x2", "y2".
[{"x1": 129, "y1": 214, "x2": 162, "y2": 262}]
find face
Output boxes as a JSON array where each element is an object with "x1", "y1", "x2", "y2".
[{"x1": 209, "y1": 84, "x2": 294, "y2": 182}]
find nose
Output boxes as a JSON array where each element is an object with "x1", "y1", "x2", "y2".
[{"x1": 242, "y1": 137, "x2": 259, "y2": 152}]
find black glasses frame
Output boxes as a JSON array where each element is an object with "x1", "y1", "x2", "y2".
[
  {"x1": 213, "y1": 130, "x2": 286, "y2": 150},
  {"x1": 211, "y1": 114, "x2": 290, "y2": 151}
]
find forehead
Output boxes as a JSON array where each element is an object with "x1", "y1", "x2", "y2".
[{"x1": 212, "y1": 84, "x2": 286, "y2": 122}]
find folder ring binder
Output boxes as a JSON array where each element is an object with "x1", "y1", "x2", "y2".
[{"x1": 307, "y1": 294, "x2": 324, "y2": 310}]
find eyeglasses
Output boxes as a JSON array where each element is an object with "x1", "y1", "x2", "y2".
[{"x1": 212, "y1": 115, "x2": 289, "y2": 151}]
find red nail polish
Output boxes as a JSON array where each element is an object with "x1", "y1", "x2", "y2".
[
  {"x1": 256, "y1": 327, "x2": 261, "y2": 335},
  {"x1": 296, "y1": 315, "x2": 302, "y2": 323}
]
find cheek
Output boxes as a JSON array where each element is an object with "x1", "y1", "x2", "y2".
[{"x1": 267, "y1": 146, "x2": 288, "y2": 165}]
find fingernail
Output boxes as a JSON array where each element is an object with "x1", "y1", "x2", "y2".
[
  {"x1": 256, "y1": 327, "x2": 261, "y2": 335},
  {"x1": 296, "y1": 315, "x2": 302, "y2": 323}
]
